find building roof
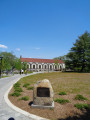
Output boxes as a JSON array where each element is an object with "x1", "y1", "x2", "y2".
[{"x1": 20, "y1": 58, "x2": 64, "y2": 64}]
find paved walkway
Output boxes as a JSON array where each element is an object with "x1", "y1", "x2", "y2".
[{"x1": 0, "y1": 73, "x2": 46, "y2": 120}]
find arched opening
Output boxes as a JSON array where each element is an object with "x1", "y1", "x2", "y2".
[
  {"x1": 39, "y1": 65, "x2": 41, "y2": 69},
  {"x1": 45, "y1": 65, "x2": 47, "y2": 69},
  {"x1": 55, "y1": 65, "x2": 57, "y2": 70},
  {"x1": 50, "y1": 65, "x2": 52, "y2": 70},
  {"x1": 27, "y1": 64, "x2": 29, "y2": 71},
  {"x1": 33, "y1": 65, "x2": 35, "y2": 69},
  {"x1": 60, "y1": 66, "x2": 62, "y2": 71}
]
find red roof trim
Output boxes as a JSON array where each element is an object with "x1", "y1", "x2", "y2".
[{"x1": 21, "y1": 58, "x2": 64, "y2": 63}]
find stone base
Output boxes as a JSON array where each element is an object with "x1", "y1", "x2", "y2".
[{"x1": 31, "y1": 101, "x2": 54, "y2": 109}]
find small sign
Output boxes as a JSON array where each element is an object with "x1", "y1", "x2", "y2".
[{"x1": 37, "y1": 87, "x2": 50, "y2": 97}]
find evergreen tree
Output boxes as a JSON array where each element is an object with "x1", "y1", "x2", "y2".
[{"x1": 66, "y1": 32, "x2": 90, "y2": 72}]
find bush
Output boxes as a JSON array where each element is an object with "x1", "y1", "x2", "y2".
[
  {"x1": 54, "y1": 98, "x2": 70, "y2": 104},
  {"x1": 74, "y1": 103, "x2": 90, "y2": 109},
  {"x1": 10, "y1": 92, "x2": 21, "y2": 97},
  {"x1": 23, "y1": 83, "x2": 30, "y2": 88},
  {"x1": 75, "y1": 94, "x2": 88, "y2": 101},
  {"x1": 19, "y1": 96, "x2": 29, "y2": 101},
  {"x1": 58, "y1": 92, "x2": 67, "y2": 95},
  {"x1": 27, "y1": 86, "x2": 33, "y2": 90},
  {"x1": 14, "y1": 87, "x2": 23, "y2": 92},
  {"x1": 14, "y1": 82, "x2": 21, "y2": 88}
]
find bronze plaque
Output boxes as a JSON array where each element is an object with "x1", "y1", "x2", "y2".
[{"x1": 37, "y1": 87, "x2": 50, "y2": 97}]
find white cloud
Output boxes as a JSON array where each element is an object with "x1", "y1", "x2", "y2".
[
  {"x1": 0, "y1": 44, "x2": 8, "y2": 49},
  {"x1": 16, "y1": 48, "x2": 20, "y2": 51}
]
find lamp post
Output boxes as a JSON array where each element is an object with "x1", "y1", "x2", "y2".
[{"x1": 0, "y1": 56, "x2": 3, "y2": 78}]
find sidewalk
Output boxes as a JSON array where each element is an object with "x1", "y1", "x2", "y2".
[{"x1": 0, "y1": 73, "x2": 47, "y2": 120}]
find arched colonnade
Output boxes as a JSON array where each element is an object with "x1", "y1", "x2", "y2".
[{"x1": 27, "y1": 62, "x2": 64, "y2": 71}]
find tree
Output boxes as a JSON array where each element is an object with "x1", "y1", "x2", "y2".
[
  {"x1": 66, "y1": 31, "x2": 90, "y2": 72},
  {"x1": 22, "y1": 62, "x2": 27, "y2": 71},
  {"x1": 54, "y1": 55, "x2": 68, "y2": 62},
  {"x1": 54, "y1": 55, "x2": 70, "y2": 70},
  {"x1": 0, "y1": 52, "x2": 17, "y2": 71},
  {"x1": 0, "y1": 57, "x2": 4, "y2": 71},
  {"x1": 15, "y1": 58, "x2": 22, "y2": 71}
]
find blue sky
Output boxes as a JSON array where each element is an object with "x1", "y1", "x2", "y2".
[{"x1": 0, "y1": 0, "x2": 90, "y2": 59}]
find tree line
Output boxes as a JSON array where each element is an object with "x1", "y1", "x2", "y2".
[{"x1": 54, "y1": 31, "x2": 90, "y2": 72}]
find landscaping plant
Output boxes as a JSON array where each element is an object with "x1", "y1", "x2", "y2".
[
  {"x1": 54, "y1": 98, "x2": 70, "y2": 104},
  {"x1": 10, "y1": 92, "x2": 21, "y2": 97},
  {"x1": 19, "y1": 96, "x2": 29, "y2": 101},
  {"x1": 58, "y1": 92, "x2": 67, "y2": 95},
  {"x1": 74, "y1": 103, "x2": 90, "y2": 109},
  {"x1": 75, "y1": 94, "x2": 88, "y2": 101},
  {"x1": 23, "y1": 83, "x2": 30, "y2": 88}
]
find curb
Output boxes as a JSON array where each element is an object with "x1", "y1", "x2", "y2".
[{"x1": 4, "y1": 74, "x2": 48, "y2": 120}]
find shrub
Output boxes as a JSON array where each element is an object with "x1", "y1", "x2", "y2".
[
  {"x1": 23, "y1": 83, "x2": 30, "y2": 88},
  {"x1": 14, "y1": 82, "x2": 21, "y2": 88},
  {"x1": 10, "y1": 92, "x2": 21, "y2": 97},
  {"x1": 54, "y1": 98, "x2": 70, "y2": 104},
  {"x1": 58, "y1": 92, "x2": 67, "y2": 95},
  {"x1": 19, "y1": 96, "x2": 29, "y2": 101},
  {"x1": 75, "y1": 94, "x2": 88, "y2": 101},
  {"x1": 74, "y1": 103, "x2": 90, "y2": 109},
  {"x1": 50, "y1": 108, "x2": 54, "y2": 110},
  {"x1": 27, "y1": 86, "x2": 33, "y2": 90},
  {"x1": 14, "y1": 87, "x2": 23, "y2": 92}
]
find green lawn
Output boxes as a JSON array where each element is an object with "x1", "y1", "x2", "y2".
[
  {"x1": 2, "y1": 75, "x2": 9, "y2": 78},
  {"x1": 18, "y1": 72, "x2": 90, "y2": 95}
]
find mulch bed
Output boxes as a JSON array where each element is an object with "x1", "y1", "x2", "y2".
[{"x1": 8, "y1": 87, "x2": 90, "y2": 120}]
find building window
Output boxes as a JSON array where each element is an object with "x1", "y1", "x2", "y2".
[
  {"x1": 45, "y1": 65, "x2": 47, "y2": 69},
  {"x1": 39, "y1": 65, "x2": 41, "y2": 69},
  {"x1": 33, "y1": 65, "x2": 35, "y2": 69},
  {"x1": 60, "y1": 66, "x2": 62, "y2": 71},
  {"x1": 30, "y1": 64, "x2": 32, "y2": 69}
]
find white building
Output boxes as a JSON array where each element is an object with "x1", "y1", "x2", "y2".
[{"x1": 21, "y1": 57, "x2": 65, "y2": 72}]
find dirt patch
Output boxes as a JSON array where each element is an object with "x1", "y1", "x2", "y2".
[
  {"x1": 8, "y1": 73, "x2": 90, "y2": 119},
  {"x1": 8, "y1": 88, "x2": 90, "y2": 120}
]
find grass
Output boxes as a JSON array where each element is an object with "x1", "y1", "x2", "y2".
[
  {"x1": 2, "y1": 76, "x2": 9, "y2": 78},
  {"x1": 58, "y1": 92, "x2": 67, "y2": 95},
  {"x1": 9, "y1": 72, "x2": 90, "y2": 120},
  {"x1": 14, "y1": 87, "x2": 23, "y2": 92},
  {"x1": 74, "y1": 103, "x2": 90, "y2": 109},
  {"x1": 54, "y1": 98, "x2": 70, "y2": 104},
  {"x1": 19, "y1": 96, "x2": 29, "y2": 101},
  {"x1": 23, "y1": 83, "x2": 30, "y2": 88},
  {"x1": 27, "y1": 71, "x2": 33, "y2": 74},
  {"x1": 10, "y1": 92, "x2": 21, "y2": 97},
  {"x1": 27, "y1": 86, "x2": 33, "y2": 90},
  {"x1": 75, "y1": 94, "x2": 88, "y2": 101},
  {"x1": 10, "y1": 82, "x2": 22, "y2": 97},
  {"x1": 18, "y1": 72, "x2": 90, "y2": 95},
  {"x1": 50, "y1": 108, "x2": 54, "y2": 110},
  {"x1": 14, "y1": 82, "x2": 21, "y2": 88}
]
